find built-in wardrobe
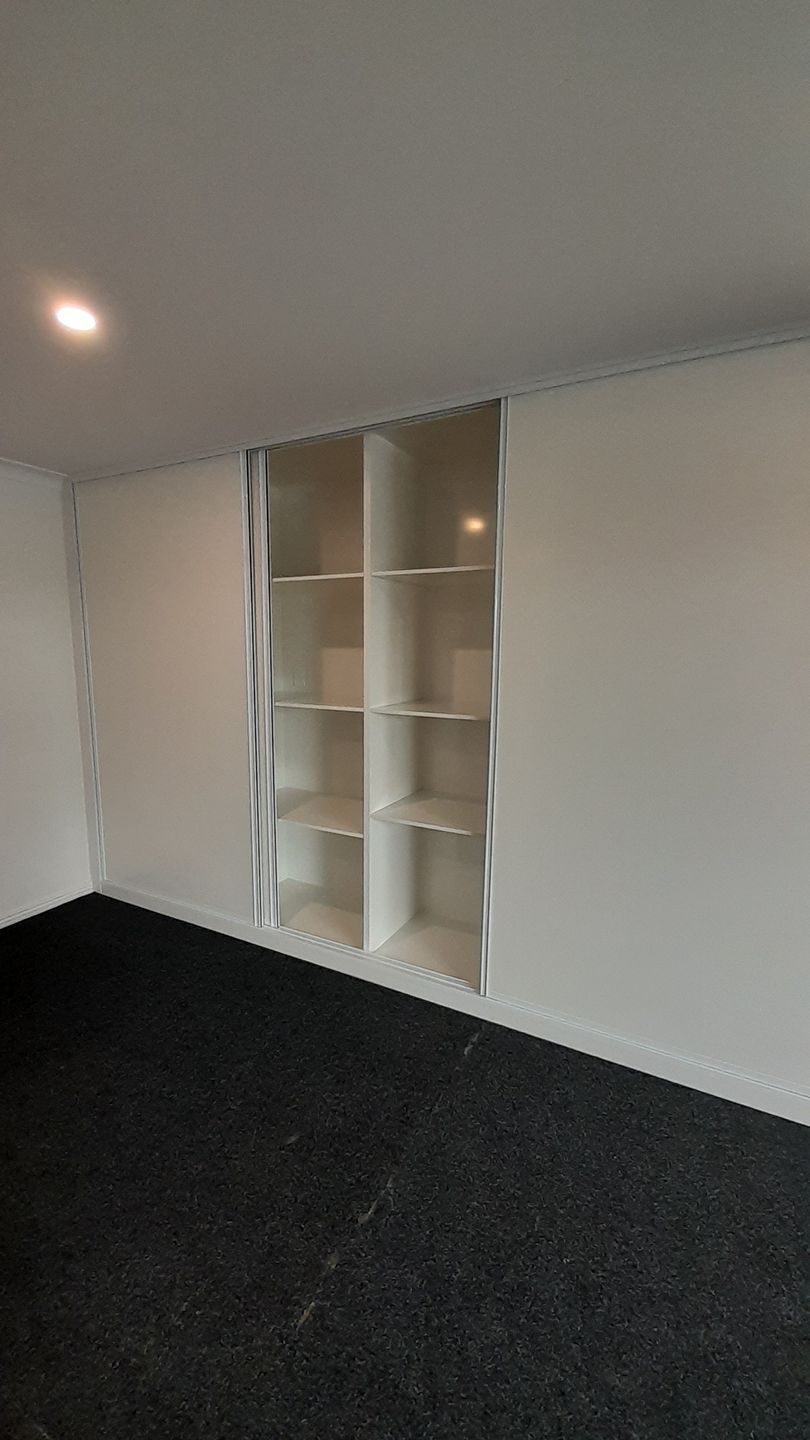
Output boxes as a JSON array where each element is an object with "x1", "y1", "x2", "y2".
[
  {"x1": 264, "y1": 404, "x2": 500, "y2": 985},
  {"x1": 74, "y1": 341, "x2": 810, "y2": 1125}
]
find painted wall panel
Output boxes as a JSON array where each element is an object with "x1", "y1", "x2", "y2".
[
  {"x1": 489, "y1": 343, "x2": 810, "y2": 1095},
  {"x1": 77, "y1": 455, "x2": 253, "y2": 921},
  {"x1": 0, "y1": 462, "x2": 91, "y2": 922}
]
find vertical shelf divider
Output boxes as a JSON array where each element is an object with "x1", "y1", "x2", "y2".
[
  {"x1": 479, "y1": 398, "x2": 507, "y2": 995},
  {"x1": 240, "y1": 451, "x2": 259, "y2": 927},
  {"x1": 259, "y1": 446, "x2": 280, "y2": 928},
  {"x1": 362, "y1": 435, "x2": 372, "y2": 952}
]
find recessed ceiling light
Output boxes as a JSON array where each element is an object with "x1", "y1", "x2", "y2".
[{"x1": 55, "y1": 304, "x2": 97, "y2": 332}]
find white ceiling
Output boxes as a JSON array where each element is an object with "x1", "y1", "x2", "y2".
[{"x1": 2, "y1": 0, "x2": 809, "y2": 477}]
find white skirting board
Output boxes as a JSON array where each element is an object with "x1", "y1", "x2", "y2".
[
  {"x1": 98, "y1": 881, "x2": 810, "y2": 1128},
  {"x1": 0, "y1": 885, "x2": 94, "y2": 930}
]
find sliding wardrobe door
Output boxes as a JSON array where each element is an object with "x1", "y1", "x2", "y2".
[
  {"x1": 488, "y1": 343, "x2": 810, "y2": 1095},
  {"x1": 76, "y1": 455, "x2": 254, "y2": 921}
]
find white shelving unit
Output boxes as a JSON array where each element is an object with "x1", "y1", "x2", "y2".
[{"x1": 265, "y1": 403, "x2": 500, "y2": 981}]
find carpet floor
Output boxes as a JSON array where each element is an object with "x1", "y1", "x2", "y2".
[{"x1": 0, "y1": 895, "x2": 806, "y2": 1439}]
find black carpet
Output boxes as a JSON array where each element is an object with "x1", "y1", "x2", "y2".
[{"x1": 1, "y1": 896, "x2": 807, "y2": 1439}]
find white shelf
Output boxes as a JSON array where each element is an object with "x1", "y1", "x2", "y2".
[
  {"x1": 376, "y1": 913, "x2": 480, "y2": 986},
  {"x1": 372, "y1": 791, "x2": 484, "y2": 836},
  {"x1": 371, "y1": 700, "x2": 488, "y2": 721},
  {"x1": 273, "y1": 571, "x2": 363, "y2": 583},
  {"x1": 275, "y1": 694, "x2": 363, "y2": 712},
  {"x1": 277, "y1": 788, "x2": 363, "y2": 837},
  {"x1": 372, "y1": 564, "x2": 494, "y2": 585},
  {"x1": 279, "y1": 879, "x2": 363, "y2": 949}
]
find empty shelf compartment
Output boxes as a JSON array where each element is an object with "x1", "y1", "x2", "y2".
[
  {"x1": 367, "y1": 406, "x2": 499, "y2": 572},
  {"x1": 277, "y1": 827, "x2": 363, "y2": 949},
  {"x1": 369, "y1": 710, "x2": 488, "y2": 836},
  {"x1": 378, "y1": 913, "x2": 480, "y2": 986},
  {"x1": 369, "y1": 568, "x2": 494, "y2": 719},
  {"x1": 369, "y1": 823, "x2": 484, "y2": 986},
  {"x1": 272, "y1": 574, "x2": 363, "y2": 710},
  {"x1": 278, "y1": 879, "x2": 363, "y2": 949},
  {"x1": 270, "y1": 434, "x2": 363, "y2": 578}
]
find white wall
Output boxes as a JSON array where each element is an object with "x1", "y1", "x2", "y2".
[
  {"x1": 76, "y1": 456, "x2": 254, "y2": 922},
  {"x1": 0, "y1": 461, "x2": 91, "y2": 924},
  {"x1": 489, "y1": 343, "x2": 810, "y2": 1099}
]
